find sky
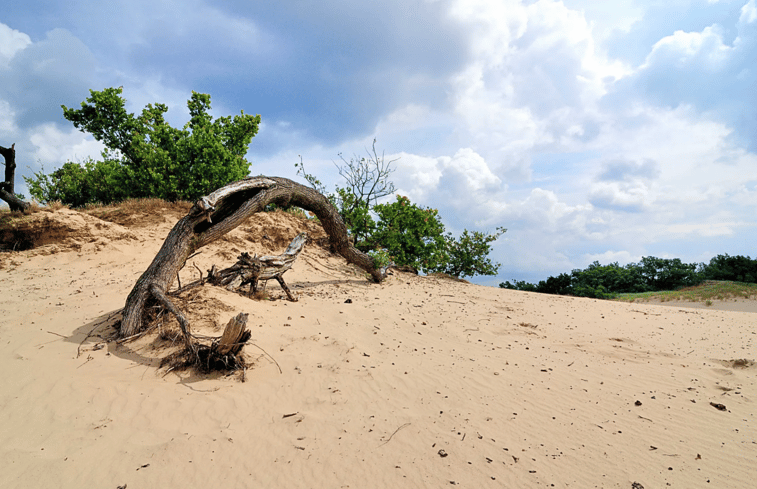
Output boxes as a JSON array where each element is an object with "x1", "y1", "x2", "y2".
[{"x1": 1, "y1": 0, "x2": 755, "y2": 286}]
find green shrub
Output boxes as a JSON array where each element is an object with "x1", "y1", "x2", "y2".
[
  {"x1": 370, "y1": 196, "x2": 447, "y2": 273},
  {"x1": 27, "y1": 87, "x2": 261, "y2": 207},
  {"x1": 25, "y1": 156, "x2": 129, "y2": 206},
  {"x1": 436, "y1": 228, "x2": 506, "y2": 278}
]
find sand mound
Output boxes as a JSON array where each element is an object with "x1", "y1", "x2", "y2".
[
  {"x1": 214, "y1": 209, "x2": 329, "y2": 258},
  {"x1": 1, "y1": 201, "x2": 755, "y2": 488},
  {"x1": 0, "y1": 207, "x2": 136, "y2": 254},
  {"x1": 82, "y1": 199, "x2": 192, "y2": 228}
]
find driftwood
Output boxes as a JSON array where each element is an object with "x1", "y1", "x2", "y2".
[
  {"x1": 208, "y1": 232, "x2": 307, "y2": 301},
  {"x1": 121, "y1": 176, "x2": 385, "y2": 339},
  {"x1": 0, "y1": 143, "x2": 30, "y2": 212}
]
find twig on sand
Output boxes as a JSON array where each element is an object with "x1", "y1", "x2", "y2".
[
  {"x1": 248, "y1": 342, "x2": 282, "y2": 374},
  {"x1": 379, "y1": 422, "x2": 411, "y2": 447}
]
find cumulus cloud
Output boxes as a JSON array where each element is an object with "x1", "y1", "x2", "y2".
[
  {"x1": 607, "y1": 0, "x2": 757, "y2": 150},
  {"x1": 0, "y1": 26, "x2": 97, "y2": 127},
  {"x1": 28, "y1": 124, "x2": 105, "y2": 168},
  {"x1": 581, "y1": 250, "x2": 641, "y2": 266},
  {"x1": 445, "y1": 0, "x2": 628, "y2": 181},
  {"x1": 589, "y1": 181, "x2": 651, "y2": 212},
  {"x1": 1, "y1": 1, "x2": 756, "y2": 283},
  {"x1": 0, "y1": 22, "x2": 31, "y2": 65}
]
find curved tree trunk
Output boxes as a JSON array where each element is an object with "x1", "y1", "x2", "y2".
[{"x1": 120, "y1": 176, "x2": 384, "y2": 338}]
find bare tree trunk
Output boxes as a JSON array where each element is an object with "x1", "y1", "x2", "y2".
[
  {"x1": 120, "y1": 176, "x2": 384, "y2": 338},
  {"x1": 0, "y1": 144, "x2": 30, "y2": 212}
]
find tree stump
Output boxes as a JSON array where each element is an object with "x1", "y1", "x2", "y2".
[{"x1": 216, "y1": 313, "x2": 250, "y2": 356}]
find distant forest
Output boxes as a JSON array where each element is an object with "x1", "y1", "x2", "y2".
[{"x1": 499, "y1": 254, "x2": 757, "y2": 299}]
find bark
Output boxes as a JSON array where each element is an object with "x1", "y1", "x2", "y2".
[
  {"x1": 0, "y1": 143, "x2": 30, "y2": 212},
  {"x1": 207, "y1": 232, "x2": 308, "y2": 301},
  {"x1": 120, "y1": 176, "x2": 384, "y2": 337}
]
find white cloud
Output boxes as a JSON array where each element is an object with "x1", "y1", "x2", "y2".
[
  {"x1": 642, "y1": 26, "x2": 733, "y2": 71},
  {"x1": 589, "y1": 181, "x2": 651, "y2": 212},
  {"x1": 741, "y1": 0, "x2": 757, "y2": 24},
  {"x1": 28, "y1": 123, "x2": 105, "y2": 168},
  {"x1": 666, "y1": 221, "x2": 740, "y2": 238},
  {"x1": 445, "y1": 0, "x2": 629, "y2": 182},
  {"x1": 581, "y1": 250, "x2": 640, "y2": 266},
  {"x1": 0, "y1": 99, "x2": 18, "y2": 136},
  {"x1": 0, "y1": 22, "x2": 31, "y2": 66},
  {"x1": 2, "y1": 1, "x2": 756, "y2": 283}
]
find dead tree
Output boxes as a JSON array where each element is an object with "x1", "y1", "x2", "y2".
[
  {"x1": 121, "y1": 176, "x2": 385, "y2": 339},
  {"x1": 0, "y1": 144, "x2": 30, "y2": 212},
  {"x1": 208, "y1": 232, "x2": 308, "y2": 301}
]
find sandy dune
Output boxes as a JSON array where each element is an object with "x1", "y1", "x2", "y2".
[{"x1": 1, "y1": 208, "x2": 755, "y2": 488}]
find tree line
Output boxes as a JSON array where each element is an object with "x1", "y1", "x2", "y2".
[
  {"x1": 500, "y1": 254, "x2": 757, "y2": 298},
  {"x1": 24, "y1": 87, "x2": 506, "y2": 279}
]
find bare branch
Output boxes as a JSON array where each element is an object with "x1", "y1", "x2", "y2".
[{"x1": 334, "y1": 138, "x2": 397, "y2": 213}]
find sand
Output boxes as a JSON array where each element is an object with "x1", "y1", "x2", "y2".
[{"x1": 1, "y1": 207, "x2": 755, "y2": 488}]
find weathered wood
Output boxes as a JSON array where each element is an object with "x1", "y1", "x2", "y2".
[
  {"x1": 148, "y1": 283, "x2": 197, "y2": 357},
  {"x1": 121, "y1": 176, "x2": 385, "y2": 338},
  {"x1": 0, "y1": 143, "x2": 30, "y2": 212},
  {"x1": 216, "y1": 313, "x2": 249, "y2": 356},
  {"x1": 209, "y1": 232, "x2": 308, "y2": 301}
]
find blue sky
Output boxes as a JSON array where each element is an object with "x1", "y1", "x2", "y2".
[{"x1": 1, "y1": 0, "x2": 755, "y2": 285}]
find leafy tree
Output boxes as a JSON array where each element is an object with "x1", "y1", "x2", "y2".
[
  {"x1": 500, "y1": 256, "x2": 703, "y2": 297},
  {"x1": 703, "y1": 254, "x2": 757, "y2": 283},
  {"x1": 638, "y1": 256, "x2": 700, "y2": 290},
  {"x1": 499, "y1": 280, "x2": 538, "y2": 292},
  {"x1": 436, "y1": 228, "x2": 506, "y2": 278},
  {"x1": 28, "y1": 87, "x2": 261, "y2": 206},
  {"x1": 334, "y1": 186, "x2": 376, "y2": 247},
  {"x1": 538, "y1": 272, "x2": 574, "y2": 295},
  {"x1": 371, "y1": 195, "x2": 447, "y2": 273}
]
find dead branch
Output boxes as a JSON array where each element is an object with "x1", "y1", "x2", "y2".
[
  {"x1": 121, "y1": 176, "x2": 384, "y2": 338},
  {"x1": 208, "y1": 232, "x2": 308, "y2": 301}
]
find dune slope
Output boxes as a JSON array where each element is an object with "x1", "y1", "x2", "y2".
[{"x1": 1, "y1": 208, "x2": 755, "y2": 488}]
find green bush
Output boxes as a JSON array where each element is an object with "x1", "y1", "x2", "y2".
[
  {"x1": 334, "y1": 186, "x2": 375, "y2": 248},
  {"x1": 436, "y1": 228, "x2": 506, "y2": 278},
  {"x1": 26, "y1": 156, "x2": 129, "y2": 207},
  {"x1": 703, "y1": 254, "x2": 757, "y2": 283},
  {"x1": 370, "y1": 196, "x2": 447, "y2": 273},
  {"x1": 500, "y1": 256, "x2": 706, "y2": 297},
  {"x1": 26, "y1": 87, "x2": 260, "y2": 206}
]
